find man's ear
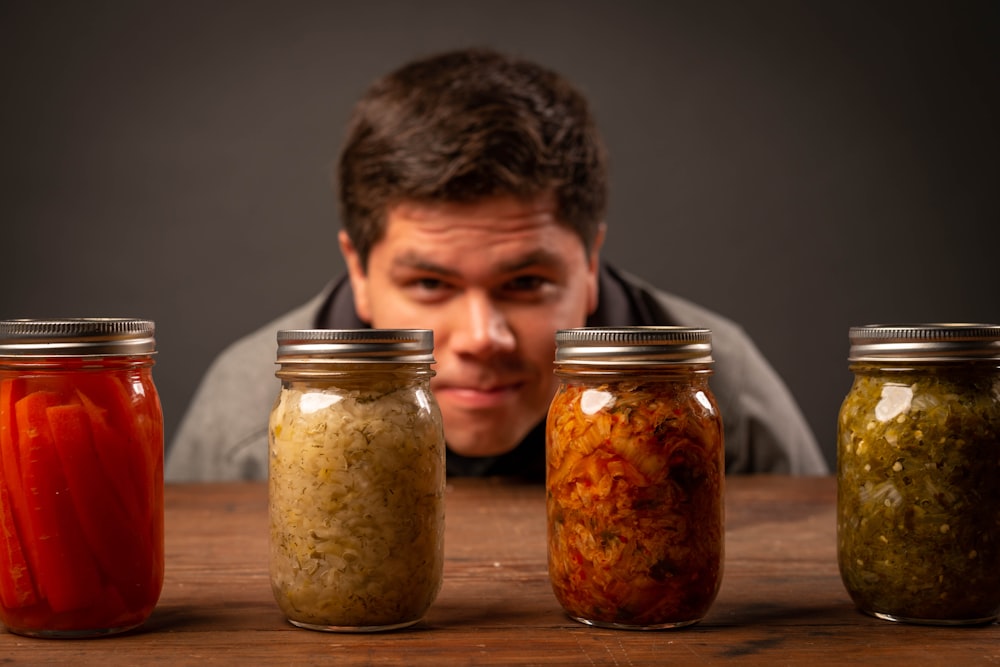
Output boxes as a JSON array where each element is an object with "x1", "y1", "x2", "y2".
[
  {"x1": 586, "y1": 223, "x2": 606, "y2": 315},
  {"x1": 338, "y1": 230, "x2": 372, "y2": 323}
]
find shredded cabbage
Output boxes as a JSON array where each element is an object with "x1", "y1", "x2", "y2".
[{"x1": 268, "y1": 380, "x2": 444, "y2": 629}]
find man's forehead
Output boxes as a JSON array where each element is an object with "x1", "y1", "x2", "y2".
[{"x1": 389, "y1": 193, "x2": 559, "y2": 224}]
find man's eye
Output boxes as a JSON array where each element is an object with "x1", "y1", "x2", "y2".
[
  {"x1": 505, "y1": 275, "x2": 548, "y2": 292},
  {"x1": 404, "y1": 277, "x2": 453, "y2": 299},
  {"x1": 413, "y1": 278, "x2": 445, "y2": 290}
]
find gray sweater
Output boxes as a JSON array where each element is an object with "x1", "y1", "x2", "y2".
[{"x1": 165, "y1": 266, "x2": 829, "y2": 481}]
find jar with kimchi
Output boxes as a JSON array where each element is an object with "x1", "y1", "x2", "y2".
[
  {"x1": 0, "y1": 318, "x2": 164, "y2": 638},
  {"x1": 546, "y1": 327, "x2": 724, "y2": 629},
  {"x1": 268, "y1": 329, "x2": 445, "y2": 632},
  {"x1": 838, "y1": 324, "x2": 1000, "y2": 625}
]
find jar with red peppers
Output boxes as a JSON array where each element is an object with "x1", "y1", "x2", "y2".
[
  {"x1": 546, "y1": 327, "x2": 725, "y2": 629},
  {"x1": 0, "y1": 319, "x2": 164, "y2": 638}
]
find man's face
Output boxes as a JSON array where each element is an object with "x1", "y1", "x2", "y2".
[{"x1": 339, "y1": 193, "x2": 603, "y2": 458}]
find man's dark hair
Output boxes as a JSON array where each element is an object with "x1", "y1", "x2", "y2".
[{"x1": 337, "y1": 47, "x2": 608, "y2": 268}]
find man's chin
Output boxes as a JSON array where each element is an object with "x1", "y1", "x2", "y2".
[
  {"x1": 439, "y1": 407, "x2": 543, "y2": 458},
  {"x1": 444, "y1": 432, "x2": 526, "y2": 459}
]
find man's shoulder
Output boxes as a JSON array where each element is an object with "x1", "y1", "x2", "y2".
[
  {"x1": 208, "y1": 285, "x2": 334, "y2": 375},
  {"x1": 611, "y1": 266, "x2": 766, "y2": 405},
  {"x1": 613, "y1": 268, "x2": 750, "y2": 348},
  {"x1": 185, "y1": 286, "x2": 336, "y2": 417},
  {"x1": 165, "y1": 284, "x2": 338, "y2": 481}
]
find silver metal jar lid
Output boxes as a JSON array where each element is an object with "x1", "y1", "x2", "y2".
[
  {"x1": 554, "y1": 327, "x2": 713, "y2": 366},
  {"x1": 276, "y1": 329, "x2": 435, "y2": 363},
  {"x1": 0, "y1": 318, "x2": 156, "y2": 357},
  {"x1": 848, "y1": 323, "x2": 1000, "y2": 362}
]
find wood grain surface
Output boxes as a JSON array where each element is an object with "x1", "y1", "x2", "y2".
[{"x1": 2, "y1": 476, "x2": 997, "y2": 665}]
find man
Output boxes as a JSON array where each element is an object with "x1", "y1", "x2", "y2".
[{"x1": 166, "y1": 48, "x2": 828, "y2": 482}]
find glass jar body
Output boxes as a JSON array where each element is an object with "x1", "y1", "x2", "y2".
[
  {"x1": 837, "y1": 362, "x2": 1000, "y2": 625},
  {"x1": 0, "y1": 357, "x2": 165, "y2": 637},
  {"x1": 546, "y1": 368, "x2": 725, "y2": 629},
  {"x1": 268, "y1": 364, "x2": 446, "y2": 631}
]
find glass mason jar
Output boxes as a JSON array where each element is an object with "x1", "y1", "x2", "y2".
[
  {"x1": 546, "y1": 327, "x2": 725, "y2": 629},
  {"x1": 268, "y1": 329, "x2": 446, "y2": 632},
  {"x1": 0, "y1": 318, "x2": 165, "y2": 638},
  {"x1": 837, "y1": 323, "x2": 1000, "y2": 625}
]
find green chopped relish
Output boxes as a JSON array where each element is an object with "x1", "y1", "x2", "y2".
[{"x1": 837, "y1": 366, "x2": 1000, "y2": 624}]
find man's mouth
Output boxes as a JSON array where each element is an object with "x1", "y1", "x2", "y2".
[{"x1": 432, "y1": 381, "x2": 524, "y2": 409}]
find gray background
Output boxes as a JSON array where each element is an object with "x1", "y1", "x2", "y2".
[{"x1": 2, "y1": 0, "x2": 997, "y2": 470}]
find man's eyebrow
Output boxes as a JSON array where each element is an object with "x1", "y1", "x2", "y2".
[
  {"x1": 392, "y1": 249, "x2": 566, "y2": 276},
  {"x1": 392, "y1": 252, "x2": 460, "y2": 277},
  {"x1": 498, "y1": 249, "x2": 567, "y2": 273}
]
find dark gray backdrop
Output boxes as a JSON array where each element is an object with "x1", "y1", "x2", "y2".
[{"x1": 2, "y1": 0, "x2": 997, "y2": 470}]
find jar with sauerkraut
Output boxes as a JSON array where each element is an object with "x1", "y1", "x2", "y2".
[
  {"x1": 546, "y1": 327, "x2": 724, "y2": 630},
  {"x1": 268, "y1": 329, "x2": 445, "y2": 632},
  {"x1": 838, "y1": 324, "x2": 1000, "y2": 625}
]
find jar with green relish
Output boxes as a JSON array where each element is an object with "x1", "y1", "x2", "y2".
[{"x1": 837, "y1": 324, "x2": 1000, "y2": 625}]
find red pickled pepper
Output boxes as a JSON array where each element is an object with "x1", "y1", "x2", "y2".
[
  {"x1": 0, "y1": 370, "x2": 164, "y2": 629},
  {"x1": 76, "y1": 375, "x2": 155, "y2": 525},
  {"x1": 0, "y1": 377, "x2": 39, "y2": 610},
  {"x1": 15, "y1": 390, "x2": 105, "y2": 613},
  {"x1": 0, "y1": 379, "x2": 35, "y2": 561},
  {"x1": 47, "y1": 401, "x2": 154, "y2": 610},
  {"x1": 0, "y1": 478, "x2": 36, "y2": 608},
  {"x1": 0, "y1": 378, "x2": 24, "y2": 487}
]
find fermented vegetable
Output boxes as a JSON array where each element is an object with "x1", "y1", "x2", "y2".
[
  {"x1": 838, "y1": 368, "x2": 1000, "y2": 623},
  {"x1": 546, "y1": 377, "x2": 724, "y2": 628},
  {"x1": 0, "y1": 370, "x2": 164, "y2": 636},
  {"x1": 269, "y1": 378, "x2": 444, "y2": 629}
]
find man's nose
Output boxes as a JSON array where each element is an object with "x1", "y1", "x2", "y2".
[{"x1": 451, "y1": 292, "x2": 516, "y2": 356}]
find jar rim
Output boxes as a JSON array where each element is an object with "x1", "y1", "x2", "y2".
[
  {"x1": 554, "y1": 327, "x2": 713, "y2": 366},
  {"x1": 848, "y1": 323, "x2": 1000, "y2": 362},
  {"x1": 276, "y1": 328, "x2": 435, "y2": 363},
  {"x1": 0, "y1": 318, "x2": 156, "y2": 357}
]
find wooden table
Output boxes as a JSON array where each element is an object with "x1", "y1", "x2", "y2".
[{"x1": 2, "y1": 476, "x2": 997, "y2": 665}]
